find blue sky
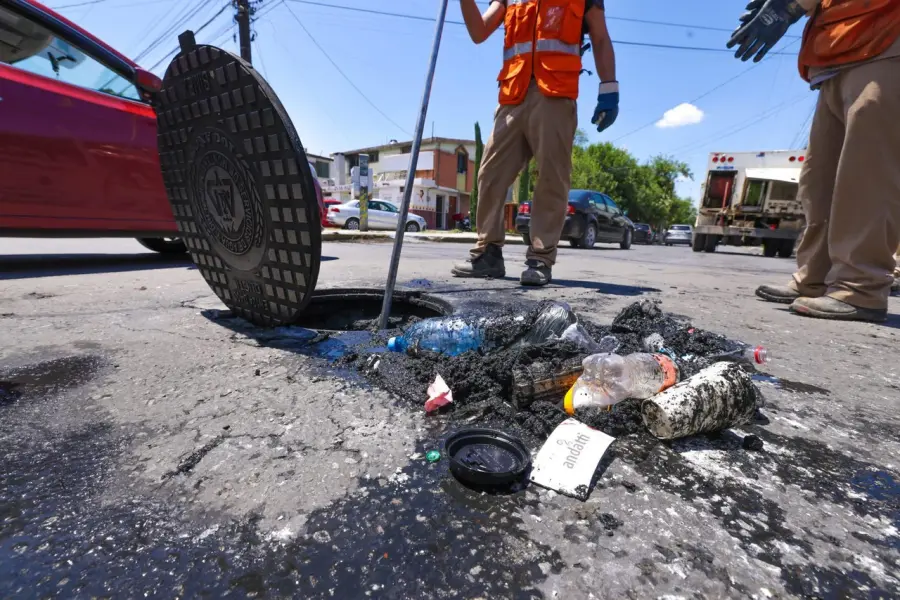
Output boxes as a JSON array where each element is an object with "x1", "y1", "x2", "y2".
[{"x1": 51, "y1": 0, "x2": 818, "y2": 202}]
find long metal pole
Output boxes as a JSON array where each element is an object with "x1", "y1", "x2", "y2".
[
  {"x1": 237, "y1": 0, "x2": 252, "y2": 63},
  {"x1": 378, "y1": 0, "x2": 450, "y2": 330}
]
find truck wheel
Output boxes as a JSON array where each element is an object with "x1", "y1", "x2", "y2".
[
  {"x1": 522, "y1": 234, "x2": 532, "y2": 246},
  {"x1": 692, "y1": 234, "x2": 707, "y2": 252},
  {"x1": 763, "y1": 240, "x2": 778, "y2": 258},
  {"x1": 777, "y1": 239, "x2": 795, "y2": 259},
  {"x1": 704, "y1": 235, "x2": 718, "y2": 253}
]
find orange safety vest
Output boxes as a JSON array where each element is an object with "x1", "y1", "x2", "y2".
[
  {"x1": 498, "y1": 0, "x2": 585, "y2": 105},
  {"x1": 798, "y1": 0, "x2": 900, "y2": 81}
]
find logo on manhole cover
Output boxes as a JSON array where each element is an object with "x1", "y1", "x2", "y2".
[{"x1": 188, "y1": 129, "x2": 266, "y2": 270}]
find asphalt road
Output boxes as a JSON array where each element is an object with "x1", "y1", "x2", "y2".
[{"x1": 1, "y1": 237, "x2": 898, "y2": 599}]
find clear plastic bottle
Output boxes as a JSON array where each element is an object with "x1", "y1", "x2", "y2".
[
  {"x1": 564, "y1": 353, "x2": 679, "y2": 414},
  {"x1": 710, "y1": 344, "x2": 769, "y2": 365},
  {"x1": 520, "y1": 302, "x2": 577, "y2": 346},
  {"x1": 387, "y1": 317, "x2": 485, "y2": 357}
]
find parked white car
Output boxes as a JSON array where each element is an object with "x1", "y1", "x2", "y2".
[
  {"x1": 664, "y1": 224, "x2": 694, "y2": 246},
  {"x1": 325, "y1": 200, "x2": 427, "y2": 232}
]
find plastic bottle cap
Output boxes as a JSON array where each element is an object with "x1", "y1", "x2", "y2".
[
  {"x1": 753, "y1": 346, "x2": 767, "y2": 364},
  {"x1": 387, "y1": 337, "x2": 400, "y2": 352},
  {"x1": 563, "y1": 386, "x2": 576, "y2": 415}
]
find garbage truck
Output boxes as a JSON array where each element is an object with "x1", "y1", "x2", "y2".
[{"x1": 693, "y1": 150, "x2": 807, "y2": 258}]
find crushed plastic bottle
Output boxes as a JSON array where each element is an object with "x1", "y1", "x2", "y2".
[
  {"x1": 564, "y1": 353, "x2": 679, "y2": 414},
  {"x1": 520, "y1": 302, "x2": 577, "y2": 346},
  {"x1": 520, "y1": 302, "x2": 616, "y2": 354},
  {"x1": 387, "y1": 317, "x2": 485, "y2": 357}
]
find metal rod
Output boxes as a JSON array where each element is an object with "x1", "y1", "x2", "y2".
[{"x1": 378, "y1": 0, "x2": 450, "y2": 330}]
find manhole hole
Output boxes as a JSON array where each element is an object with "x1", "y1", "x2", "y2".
[{"x1": 292, "y1": 288, "x2": 452, "y2": 332}]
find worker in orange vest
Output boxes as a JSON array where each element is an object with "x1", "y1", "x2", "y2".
[
  {"x1": 729, "y1": 0, "x2": 900, "y2": 322},
  {"x1": 452, "y1": 0, "x2": 618, "y2": 286}
]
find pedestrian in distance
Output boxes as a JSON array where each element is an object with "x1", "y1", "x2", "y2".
[
  {"x1": 452, "y1": 0, "x2": 619, "y2": 286},
  {"x1": 729, "y1": 0, "x2": 900, "y2": 322}
]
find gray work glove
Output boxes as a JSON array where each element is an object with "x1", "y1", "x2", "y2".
[{"x1": 727, "y1": 0, "x2": 806, "y2": 62}]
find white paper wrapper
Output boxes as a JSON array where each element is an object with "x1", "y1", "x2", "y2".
[{"x1": 529, "y1": 418, "x2": 615, "y2": 501}]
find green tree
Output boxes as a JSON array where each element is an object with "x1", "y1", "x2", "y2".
[
  {"x1": 516, "y1": 164, "x2": 531, "y2": 204},
  {"x1": 667, "y1": 196, "x2": 698, "y2": 226},
  {"x1": 470, "y1": 122, "x2": 483, "y2": 224}
]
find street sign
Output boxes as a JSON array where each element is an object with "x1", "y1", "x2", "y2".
[
  {"x1": 359, "y1": 153, "x2": 369, "y2": 231},
  {"x1": 153, "y1": 32, "x2": 322, "y2": 326}
]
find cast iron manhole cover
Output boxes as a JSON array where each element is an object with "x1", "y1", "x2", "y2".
[{"x1": 154, "y1": 33, "x2": 321, "y2": 326}]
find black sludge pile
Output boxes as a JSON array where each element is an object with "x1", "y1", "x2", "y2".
[{"x1": 344, "y1": 299, "x2": 742, "y2": 446}]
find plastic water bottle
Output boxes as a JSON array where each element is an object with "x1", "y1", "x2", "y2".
[
  {"x1": 564, "y1": 353, "x2": 679, "y2": 414},
  {"x1": 710, "y1": 344, "x2": 769, "y2": 365},
  {"x1": 387, "y1": 317, "x2": 486, "y2": 357}
]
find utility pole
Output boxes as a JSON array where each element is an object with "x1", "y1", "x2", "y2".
[{"x1": 236, "y1": 0, "x2": 252, "y2": 63}]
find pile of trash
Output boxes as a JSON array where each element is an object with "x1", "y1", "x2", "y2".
[{"x1": 340, "y1": 299, "x2": 767, "y2": 499}]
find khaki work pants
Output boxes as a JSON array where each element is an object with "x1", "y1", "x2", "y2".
[
  {"x1": 790, "y1": 55, "x2": 900, "y2": 310},
  {"x1": 471, "y1": 82, "x2": 577, "y2": 267}
]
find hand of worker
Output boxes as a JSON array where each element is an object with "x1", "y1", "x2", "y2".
[
  {"x1": 591, "y1": 82, "x2": 619, "y2": 133},
  {"x1": 727, "y1": 0, "x2": 806, "y2": 62}
]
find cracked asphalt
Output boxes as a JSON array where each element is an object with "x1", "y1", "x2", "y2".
[{"x1": 1, "y1": 237, "x2": 898, "y2": 599}]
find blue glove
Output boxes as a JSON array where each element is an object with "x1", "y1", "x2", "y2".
[
  {"x1": 727, "y1": 0, "x2": 806, "y2": 63},
  {"x1": 591, "y1": 82, "x2": 619, "y2": 133}
]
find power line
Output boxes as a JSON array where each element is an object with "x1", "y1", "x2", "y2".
[
  {"x1": 790, "y1": 102, "x2": 816, "y2": 148},
  {"x1": 281, "y1": 1, "x2": 412, "y2": 135},
  {"x1": 668, "y1": 93, "x2": 810, "y2": 157},
  {"x1": 469, "y1": 0, "x2": 802, "y2": 38},
  {"x1": 137, "y1": 0, "x2": 219, "y2": 63},
  {"x1": 285, "y1": 0, "x2": 800, "y2": 55},
  {"x1": 612, "y1": 37, "x2": 802, "y2": 143},
  {"x1": 145, "y1": 1, "x2": 232, "y2": 71}
]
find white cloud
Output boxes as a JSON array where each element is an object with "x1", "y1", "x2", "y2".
[{"x1": 655, "y1": 103, "x2": 705, "y2": 129}]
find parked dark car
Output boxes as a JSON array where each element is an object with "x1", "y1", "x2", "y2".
[
  {"x1": 633, "y1": 223, "x2": 654, "y2": 244},
  {"x1": 516, "y1": 189, "x2": 634, "y2": 250}
]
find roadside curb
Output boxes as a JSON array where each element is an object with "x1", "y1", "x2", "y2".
[{"x1": 321, "y1": 231, "x2": 527, "y2": 245}]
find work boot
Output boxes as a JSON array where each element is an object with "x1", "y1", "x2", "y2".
[
  {"x1": 790, "y1": 296, "x2": 887, "y2": 323},
  {"x1": 520, "y1": 259, "x2": 552, "y2": 287},
  {"x1": 451, "y1": 245, "x2": 506, "y2": 279},
  {"x1": 755, "y1": 284, "x2": 803, "y2": 304}
]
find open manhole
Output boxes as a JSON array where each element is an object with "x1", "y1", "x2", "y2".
[{"x1": 291, "y1": 288, "x2": 452, "y2": 332}]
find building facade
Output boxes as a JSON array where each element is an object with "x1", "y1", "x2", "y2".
[{"x1": 326, "y1": 138, "x2": 476, "y2": 230}]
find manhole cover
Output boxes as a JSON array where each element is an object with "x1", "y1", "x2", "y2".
[
  {"x1": 154, "y1": 34, "x2": 321, "y2": 326},
  {"x1": 292, "y1": 288, "x2": 452, "y2": 331}
]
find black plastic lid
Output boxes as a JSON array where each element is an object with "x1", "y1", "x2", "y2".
[{"x1": 444, "y1": 428, "x2": 531, "y2": 487}]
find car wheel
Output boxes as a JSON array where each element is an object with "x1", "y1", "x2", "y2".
[
  {"x1": 345, "y1": 218, "x2": 360, "y2": 231},
  {"x1": 522, "y1": 234, "x2": 532, "y2": 246},
  {"x1": 578, "y1": 223, "x2": 597, "y2": 249},
  {"x1": 136, "y1": 237, "x2": 187, "y2": 254},
  {"x1": 405, "y1": 222, "x2": 420, "y2": 233},
  {"x1": 619, "y1": 228, "x2": 632, "y2": 250}
]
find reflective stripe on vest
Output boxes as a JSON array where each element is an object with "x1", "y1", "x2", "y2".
[
  {"x1": 508, "y1": 0, "x2": 534, "y2": 5},
  {"x1": 502, "y1": 39, "x2": 581, "y2": 62}
]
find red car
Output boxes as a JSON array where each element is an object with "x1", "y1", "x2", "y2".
[{"x1": 0, "y1": 0, "x2": 324, "y2": 252}]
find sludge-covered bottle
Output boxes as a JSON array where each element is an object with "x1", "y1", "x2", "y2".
[
  {"x1": 387, "y1": 317, "x2": 486, "y2": 357},
  {"x1": 564, "y1": 353, "x2": 679, "y2": 414}
]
